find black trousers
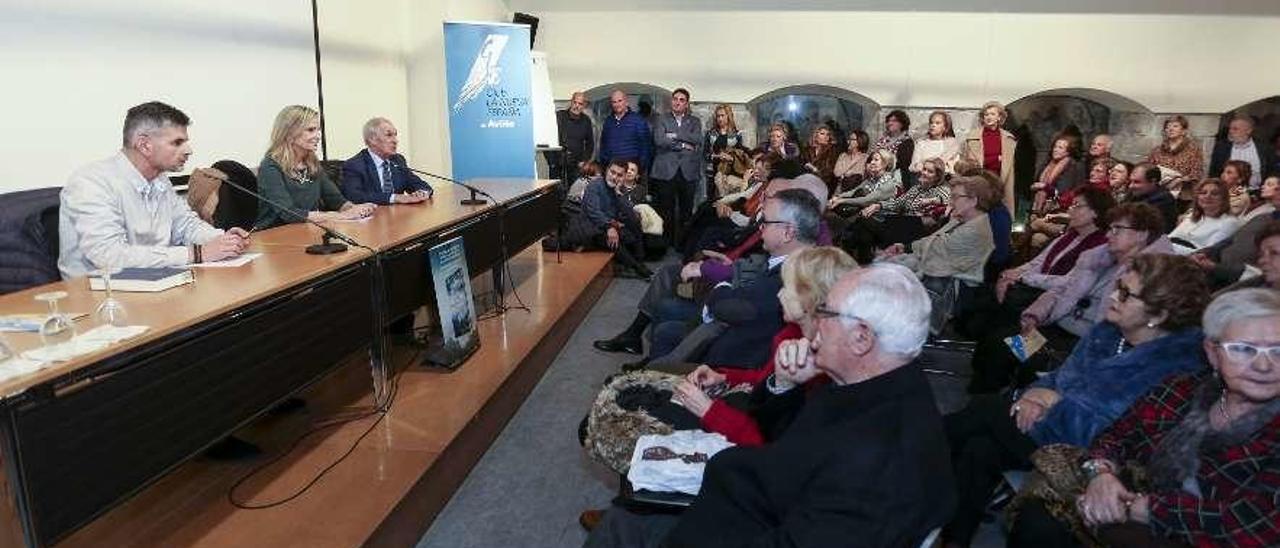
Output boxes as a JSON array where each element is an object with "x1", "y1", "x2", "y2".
[
  {"x1": 652, "y1": 171, "x2": 697, "y2": 246},
  {"x1": 942, "y1": 393, "x2": 1039, "y2": 546},
  {"x1": 968, "y1": 323, "x2": 1078, "y2": 394},
  {"x1": 594, "y1": 231, "x2": 647, "y2": 274}
]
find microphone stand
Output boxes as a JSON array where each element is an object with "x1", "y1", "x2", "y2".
[
  {"x1": 397, "y1": 163, "x2": 492, "y2": 206},
  {"x1": 216, "y1": 174, "x2": 364, "y2": 255},
  {"x1": 395, "y1": 162, "x2": 529, "y2": 315}
]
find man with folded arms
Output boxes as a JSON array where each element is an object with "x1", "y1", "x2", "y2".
[
  {"x1": 341, "y1": 117, "x2": 433, "y2": 205},
  {"x1": 59, "y1": 101, "x2": 247, "y2": 278}
]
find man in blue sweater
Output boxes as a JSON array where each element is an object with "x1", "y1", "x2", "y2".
[{"x1": 597, "y1": 90, "x2": 653, "y2": 174}]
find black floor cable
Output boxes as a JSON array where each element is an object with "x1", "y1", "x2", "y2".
[{"x1": 227, "y1": 309, "x2": 408, "y2": 510}]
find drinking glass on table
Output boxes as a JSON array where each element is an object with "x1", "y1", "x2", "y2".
[
  {"x1": 93, "y1": 260, "x2": 128, "y2": 327},
  {"x1": 35, "y1": 291, "x2": 76, "y2": 346}
]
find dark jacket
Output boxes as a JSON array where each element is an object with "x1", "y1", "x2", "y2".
[
  {"x1": 664, "y1": 362, "x2": 956, "y2": 548},
  {"x1": 1028, "y1": 322, "x2": 1205, "y2": 447},
  {"x1": 1204, "y1": 210, "x2": 1280, "y2": 286},
  {"x1": 597, "y1": 109, "x2": 653, "y2": 172},
  {"x1": 699, "y1": 258, "x2": 785, "y2": 368},
  {"x1": 0, "y1": 187, "x2": 60, "y2": 295},
  {"x1": 340, "y1": 149, "x2": 432, "y2": 205},
  {"x1": 1131, "y1": 187, "x2": 1180, "y2": 234},
  {"x1": 1209, "y1": 137, "x2": 1276, "y2": 181},
  {"x1": 580, "y1": 178, "x2": 639, "y2": 239},
  {"x1": 556, "y1": 109, "x2": 594, "y2": 166}
]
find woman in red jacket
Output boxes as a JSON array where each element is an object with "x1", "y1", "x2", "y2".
[{"x1": 669, "y1": 246, "x2": 857, "y2": 446}]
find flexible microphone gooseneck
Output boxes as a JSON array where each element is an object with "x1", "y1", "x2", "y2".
[
  {"x1": 213, "y1": 172, "x2": 366, "y2": 255},
  {"x1": 395, "y1": 162, "x2": 493, "y2": 206}
]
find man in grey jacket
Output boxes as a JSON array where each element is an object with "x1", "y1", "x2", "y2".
[{"x1": 649, "y1": 88, "x2": 703, "y2": 245}]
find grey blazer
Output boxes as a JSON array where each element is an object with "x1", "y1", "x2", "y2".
[{"x1": 650, "y1": 112, "x2": 704, "y2": 181}]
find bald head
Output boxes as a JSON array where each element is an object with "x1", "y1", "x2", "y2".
[{"x1": 609, "y1": 90, "x2": 628, "y2": 116}]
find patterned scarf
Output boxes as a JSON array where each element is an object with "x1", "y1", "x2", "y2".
[{"x1": 1147, "y1": 377, "x2": 1280, "y2": 492}]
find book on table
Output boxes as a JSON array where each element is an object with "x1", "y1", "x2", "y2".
[{"x1": 88, "y1": 267, "x2": 194, "y2": 293}]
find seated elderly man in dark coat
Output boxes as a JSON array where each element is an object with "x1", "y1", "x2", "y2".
[{"x1": 584, "y1": 263, "x2": 956, "y2": 548}]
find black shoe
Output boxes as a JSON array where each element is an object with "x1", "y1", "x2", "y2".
[
  {"x1": 593, "y1": 335, "x2": 643, "y2": 355},
  {"x1": 621, "y1": 358, "x2": 650, "y2": 372},
  {"x1": 205, "y1": 435, "x2": 262, "y2": 461},
  {"x1": 269, "y1": 397, "x2": 307, "y2": 415}
]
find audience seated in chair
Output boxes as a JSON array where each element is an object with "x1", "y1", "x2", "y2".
[
  {"x1": 841, "y1": 157, "x2": 953, "y2": 264},
  {"x1": 879, "y1": 175, "x2": 997, "y2": 333},
  {"x1": 959, "y1": 187, "x2": 1114, "y2": 339},
  {"x1": 1168, "y1": 178, "x2": 1240, "y2": 255},
  {"x1": 585, "y1": 263, "x2": 955, "y2": 548},
  {"x1": 941, "y1": 254, "x2": 1210, "y2": 548},
  {"x1": 1008, "y1": 288, "x2": 1280, "y2": 548},
  {"x1": 625, "y1": 189, "x2": 822, "y2": 371},
  {"x1": 0, "y1": 187, "x2": 61, "y2": 294},
  {"x1": 832, "y1": 129, "x2": 869, "y2": 192},
  {"x1": 1125, "y1": 162, "x2": 1180, "y2": 234},
  {"x1": 967, "y1": 203, "x2": 1173, "y2": 393},
  {"x1": 1216, "y1": 220, "x2": 1280, "y2": 294},
  {"x1": 1190, "y1": 178, "x2": 1279, "y2": 288}
]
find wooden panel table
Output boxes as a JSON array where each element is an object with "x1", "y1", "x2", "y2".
[{"x1": 0, "y1": 179, "x2": 560, "y2": 547}]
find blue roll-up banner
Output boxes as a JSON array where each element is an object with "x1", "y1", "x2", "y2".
[{"x1": 443, "y1": 21, "x2": 535, "y2": 182}]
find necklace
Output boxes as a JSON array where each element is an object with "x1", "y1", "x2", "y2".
[
  {"x1": 292, "y1": 168, "x2": 312, "y2": 186},
  {"x1": 1218, "y1": 389, "x2": 1233, "y2": 423}
]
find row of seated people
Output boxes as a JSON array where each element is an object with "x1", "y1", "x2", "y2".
[{"x1": 573, "y1": 158, "x2": 1280, "y2": 546}]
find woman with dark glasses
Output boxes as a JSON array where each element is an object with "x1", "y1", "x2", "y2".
[{"x1": 940, "y1": 254, "x2": 1210, "y2": 548}]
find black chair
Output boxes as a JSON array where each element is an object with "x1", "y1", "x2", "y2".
[
  {"x1": 320, "y1": 160, "x2": 344, "y2": 186},
  {"x1": 210, "y1": 160, "x2": 260, "y2": 230},
  {"x1": 0, "y1": 187, "x2": 62, "y2": 294}
]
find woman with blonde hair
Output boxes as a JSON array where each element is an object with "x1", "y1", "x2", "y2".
[
  {"x1": 704, "y1": 104, "x2": 746, "y2": 200},
  {"x1": 255, "y1": 105, "x2": 375, "y2": 229},
  {"x1": 1169, "y1": 178, "x2": 1241, "y2": 255},
  {"x1": 802, "y1": 125, "x2": 840, "y2": 190},
  {"x1": 960, "y1": 101, "x2": 1019, "y2": 216},
  {"x1": 764, "y1": 122, "x2": 799, "y2": 160}
]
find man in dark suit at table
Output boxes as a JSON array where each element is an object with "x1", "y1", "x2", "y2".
[
  {"x1": 584, "y1": 263, "x2": 956, "y2": 548},
  {"x1": 341, "y1": 117, "x2": 433, "y2": 205}
]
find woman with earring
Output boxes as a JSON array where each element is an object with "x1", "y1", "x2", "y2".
[
  {"x1": 940, "y1": 254, "x2": 1211, "y2": 548},
  {"x1": 1009, "y1": 288, "x2": 1280, "y2": 547},
  {"x1": 255, "y1": 105, "x2": 375, "y2": 229}
]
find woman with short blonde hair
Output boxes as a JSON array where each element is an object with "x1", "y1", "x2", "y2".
[
  {"x1": 960, "y1": 101, "x2": 1018, "y2": 216},
  {"x1": 255, "y1": 105, "x2": 376, "y2": 228}
]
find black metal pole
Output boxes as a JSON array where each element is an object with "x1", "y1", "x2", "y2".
[{"x1": 310, "y1": 0, "x2": 328, "y2": 160}]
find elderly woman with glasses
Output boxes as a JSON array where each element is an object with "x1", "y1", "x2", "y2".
[
  {"x1": 1009, "y1": 288, "x2": 1280, "y2": 548},
  {"x1": 941, "y1": 254, "x2": 1211, "y2": 548}
]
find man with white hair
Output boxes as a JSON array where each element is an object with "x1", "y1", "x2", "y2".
[
  {"x1": 1210, "y1": 114, "x2": 1275, "y2": 188},
  {"x1": 1088, "y1": 134, "x2": 1113, "y2": 164},
  {"x1": 341, "y1": 117, "x2": 433, "y2": 205},
  {"x1": 59, "y1": 101, "x2": 247, "y2": 278},
  {"x1": 585, "y1": 263, "x2": 956, "y2": 548}
]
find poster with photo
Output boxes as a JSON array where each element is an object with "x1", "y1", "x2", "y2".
[{"x1": 428, "y1": 236, "x2": 479, "y2": 365}]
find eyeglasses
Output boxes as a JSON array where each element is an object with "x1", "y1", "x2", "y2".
[
  {"x1": 1068, "y1": 202, "x2": 1089, "y2": 210},
  {"x1": 1216, "y1": 341, "x2": 1280, "y2": 368},
  {"x1": 1113, "y1": 281, "x2": 1143, "y2": 303},
  {"x1": 1107, "y1": 224, "x2": 1139, "y2": 234},
  {"x1": 812, "y1": 302, "x2": 859, "y2": 322},
  {"x1": 759, "y1": 219, "x2": 792, "y2": 227}
]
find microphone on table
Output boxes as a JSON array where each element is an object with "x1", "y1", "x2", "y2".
[
  {"x1": 392, "y1": 160, "x2": 493, "y2": 206},
  {"x1": 211, "y1": 172, "x2": 364, "y2": 255}
]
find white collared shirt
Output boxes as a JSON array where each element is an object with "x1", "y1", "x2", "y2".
[
  {"x1": 58, "y1": 151, "x2": 223, "y2": 278},
  {"x1": 1229, "y1": 140, "x2": 1263, "y2": 188}
]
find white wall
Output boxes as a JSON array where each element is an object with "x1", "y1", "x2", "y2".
[
  {"x1": 0, "y1": 0, "x2": 318, "y2": 192},
  {"x1": 535, "y1": 10, "x2": 1280, "y2": 113},
  {"x1": 0, "y1": 0, "x2": 515, "y2": 193}
]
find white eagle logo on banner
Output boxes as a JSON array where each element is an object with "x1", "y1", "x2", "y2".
[{"x1": 452, "y1": 34, "x2": 509, "y2": 113}]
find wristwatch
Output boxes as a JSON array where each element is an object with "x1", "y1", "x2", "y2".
[{"x1": 1081, "y1": 459, "x2": 1115, "y2": 482}]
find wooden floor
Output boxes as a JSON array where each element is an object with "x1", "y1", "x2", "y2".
[{"x1": 57, "y1": 248, "x2": 614, "y2": 548}]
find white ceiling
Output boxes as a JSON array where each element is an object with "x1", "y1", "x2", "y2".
[{"x1": 507, "y1": 0, "x2": 1280, "y2": 16}]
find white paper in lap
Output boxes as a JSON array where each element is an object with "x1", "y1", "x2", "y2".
[{"x1": 627, "y1": 430, "x2": 734, "y2": 495}]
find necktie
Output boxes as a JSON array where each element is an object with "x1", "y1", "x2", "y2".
[{"x1": 381, "y1": 161, "x2": 394, "y2": 193}]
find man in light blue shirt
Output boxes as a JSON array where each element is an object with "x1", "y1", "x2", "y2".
[{"x1": 59, "y1": 102, "x2": 248, "y2": 278}]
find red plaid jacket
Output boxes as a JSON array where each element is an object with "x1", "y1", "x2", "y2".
[{"x1": 1089, "y1": 373, "x2": 1280, "y2": 547}]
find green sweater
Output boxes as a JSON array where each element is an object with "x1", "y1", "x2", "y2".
[{"x1": 255, "y1": 157, "x2": 346, "y2": 228}]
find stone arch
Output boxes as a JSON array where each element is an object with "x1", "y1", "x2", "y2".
[
  {"x1": 745, "y1": 85, "x2": 881, "y2": 149},
  {"x1": 1004, "y1": 89, "x2": 1153, "y2": 209}
]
